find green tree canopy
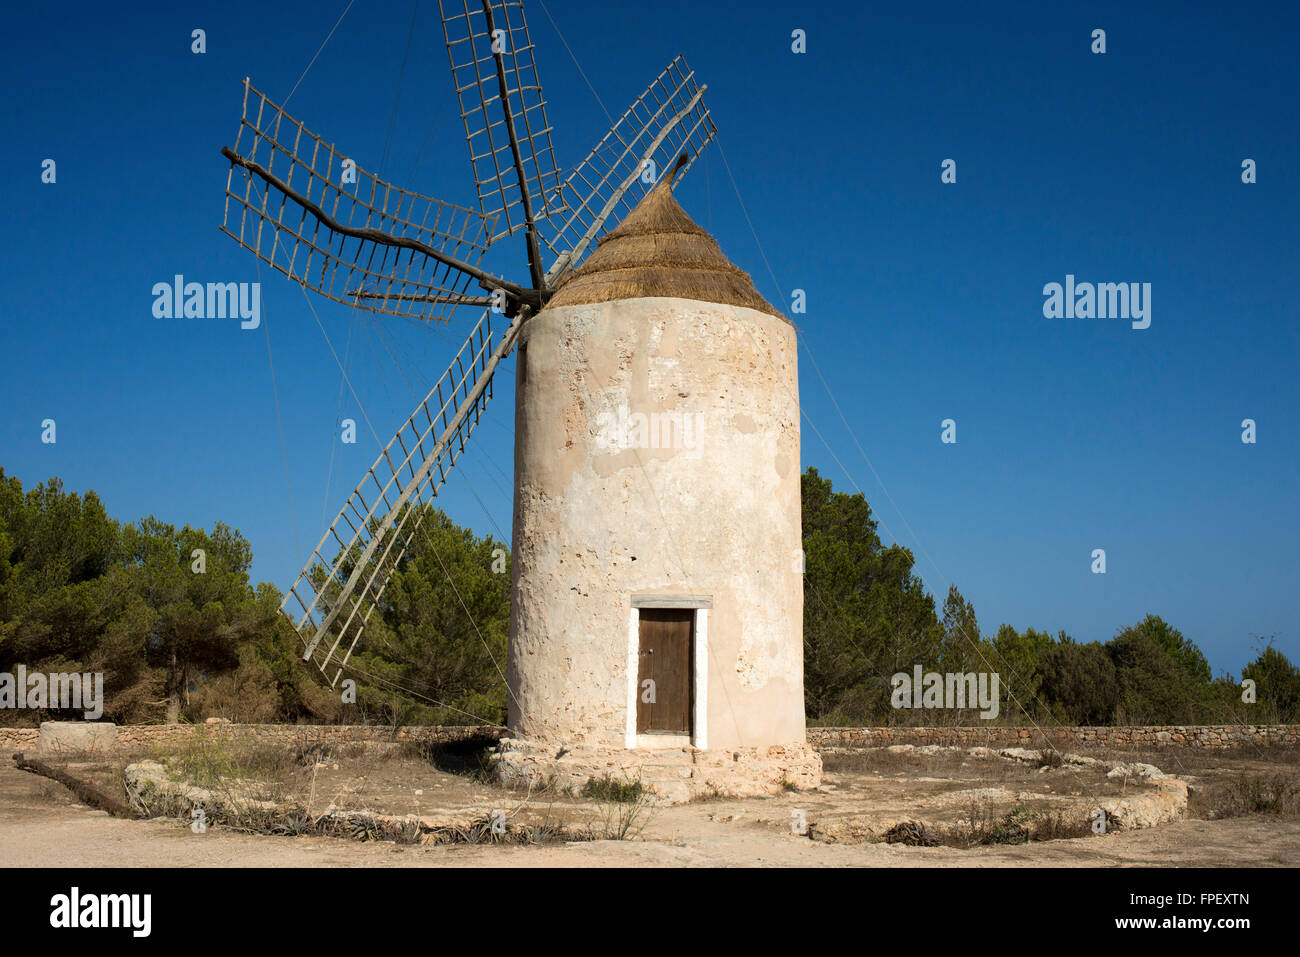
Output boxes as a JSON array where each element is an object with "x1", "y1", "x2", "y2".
[
  {"x1": 802, "y1": 467, "x2": 943, "y2": 724},
  {"x1": 1039, "y1": 638, "x2": 1118, "y2": 725},
  {"x1": 1242, "y1": 641, "x2": 1300, "y2": 723}
]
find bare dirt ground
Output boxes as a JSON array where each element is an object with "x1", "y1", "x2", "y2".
[{"x1": 2, "y1": 743, "x2": 1297, "y2": 867}]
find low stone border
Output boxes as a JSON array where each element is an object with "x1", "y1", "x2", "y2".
[
  {"x1": 808, "y1": 744, "x2": 1187, "y2": 844},
  {"x1": 122, "y1": 760, "x2": 585, "y2": 844}
]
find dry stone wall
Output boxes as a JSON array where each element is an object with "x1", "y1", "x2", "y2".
[
  {"x1": 2, "y1": 723, "x2": 1295, "y2": 754},
  {"x1": 807, "y1": 725, "x2": 1300, "y2": 749},
  {"x1": 0, "y1": 723, "x2": 503, "y2": 753}
]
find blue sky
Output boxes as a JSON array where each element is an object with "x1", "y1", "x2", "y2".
[{"x1": 3, "y1": 1, "x2": 1296, "y2": 675}]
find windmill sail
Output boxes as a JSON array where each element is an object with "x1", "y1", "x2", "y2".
[
  {"x1": 220, "y1": 79, "x2": 498, "y2": 323},
  {"x1": 439, "y1": 0, "x2": 566, "y2": 247},
  {"x1": 542, "y1": 56, "x2": 716, "y2": 282},
  {"x1": 281, "y1": 308, "x2": 525, "y2": 685}
]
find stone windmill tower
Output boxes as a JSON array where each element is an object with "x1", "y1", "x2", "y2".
[
  {"x1": 500, "y1": 172, "x2": 820, "y2": 799},
  {"x1": 217, "y1": 0, "x2": 819, "y2": 800}
]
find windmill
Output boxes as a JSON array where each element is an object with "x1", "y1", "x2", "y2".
[{"x1": 221, "y1": 0, "x2": 820, "y2": 799}]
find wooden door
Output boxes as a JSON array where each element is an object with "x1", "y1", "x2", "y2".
[{"x1": 636, "y1": 609, "x2": 693, "y2": 734}]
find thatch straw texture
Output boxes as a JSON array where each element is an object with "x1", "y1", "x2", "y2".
[{"x1": 543, "y1": 182, "x2": 786, "y2": 320}]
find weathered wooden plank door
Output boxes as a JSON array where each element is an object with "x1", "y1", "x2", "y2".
[{"x1": 636, "y1": 609, "x2": 693, "y2": 734}]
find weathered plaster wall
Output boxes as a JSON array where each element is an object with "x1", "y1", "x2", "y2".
[{"x1": 508, "y1": 297, "x2": 805, "y2": 750}]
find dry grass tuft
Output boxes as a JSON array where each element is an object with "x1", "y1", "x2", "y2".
[
  {"x1": 884, "y1": 820, "x2": 939, "y2": 846},
  {"x1": 1191, "y1": 773, "x2": 1300, "y2": 820}
]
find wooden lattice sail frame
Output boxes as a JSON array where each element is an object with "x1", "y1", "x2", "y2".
[{"x1": 218, "y1": 0, "x2": 719, "y2": 683}]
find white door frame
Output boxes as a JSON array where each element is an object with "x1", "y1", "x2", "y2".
[{"x1": 626, "y1": 595, "x2": 711, "y2": 750}]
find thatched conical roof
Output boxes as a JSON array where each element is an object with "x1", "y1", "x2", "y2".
[{"x1": 542, "y1": 179, "x2": 785, "y2": 320}]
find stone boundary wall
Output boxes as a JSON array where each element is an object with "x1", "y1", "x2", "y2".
[
  {"x1": 808, "y1": 725, "x2": 1300, "y2": 750},
  {"x1": 0, "y1": 724, "x2": 503, "y2": 752},
  {"x1": 2, "y1": 723, "x2": 1296, "y2": 753}
]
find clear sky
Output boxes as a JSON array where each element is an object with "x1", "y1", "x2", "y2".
[{"x1": 3, "y1": 1, "x2": 1296, "y2": 675}]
